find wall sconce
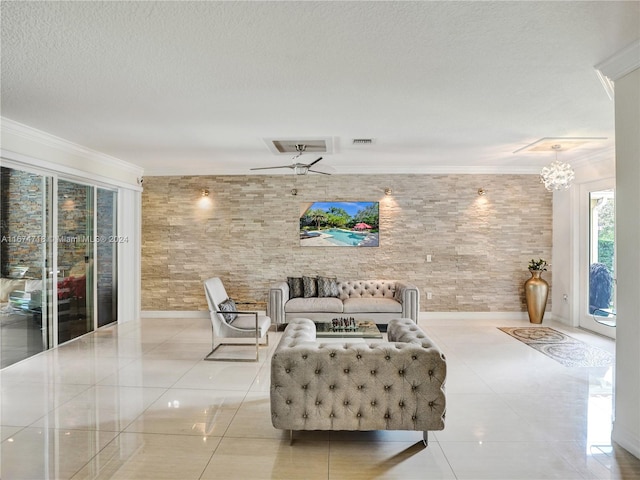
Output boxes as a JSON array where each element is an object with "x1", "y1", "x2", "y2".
[
  {"x1": 477, "y1": 188, "x2": 486, "y2": 196},
  {"x1": 291, "y1": 188, "x2": 298, "y2": 196},
  {"x1": 201, "y1": 189, "x2": 209, "y2": 197},
  {"x1": 384, "y1": 188, "x2": 392, "y2": 196}
]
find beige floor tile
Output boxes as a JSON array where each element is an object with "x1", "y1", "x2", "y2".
[
  {"x1": 328, "y1": 440, "x2": 456, "y2": 479},
  {"x1": 70, "y1": 432, "x2": 219, "y2": 480},
  {"x1": 125, "y1": 388, "x2": 246, "y2": 436},
  {"x1": 224, "y1": 391, "x2": 279, "y2": 439},
  {"x1": 439, "y1": 440, "x2": 585, "y2": 479},
  {"x1": 1, "y1": 383, "x2": 89, "y2": 427},
  {"x1": 1, "y1": 427, "x2": 117, "y2": 480},
  {"x1": 0, "y1": 425, "x2": 23, "y2": 442},
  {"x1": 201, "y1": 437, "x2": 330, "y2": 480},
  {"x1": 31, "y1": 385, "x2": 166, "y2": 431},
  {"x1": 142, "y1": 342, "x2": 212, "y2": 360},
  {"x1": 98, "y1": 358, "x2": 199, "y2": 388},
  {"x1": 249, "y1": 362, "x2": 273, "y2": 392},
  {"x1": 173, "y1": 360, "x2": 262, "y2": 390}
]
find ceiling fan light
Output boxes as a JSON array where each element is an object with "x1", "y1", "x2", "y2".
[{"x1": 294, "y1": 165, "x2": 309, "y2": 175}]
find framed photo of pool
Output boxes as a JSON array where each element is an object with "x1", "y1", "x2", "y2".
[{"x1": 299, "y1": 201, "x2": 379, "y2": 247}]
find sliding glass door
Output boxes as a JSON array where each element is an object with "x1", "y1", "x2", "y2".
[
  {"x1": 57, "y1": 180, "x2": 94, "y2": 343},
  {"x1": 1, "y1": 167, "x2": 120, "y2": 365},
  {"x1": 0, "y1": 166, "x2": 50, "y2": 367},
  {"x1": 97, "y1": 188, "x2": 117, "y2": 327}
]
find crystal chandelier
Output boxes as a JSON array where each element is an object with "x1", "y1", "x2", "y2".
[{"x1": 540, "y1": 144, "x2": 575, "y2": 191}]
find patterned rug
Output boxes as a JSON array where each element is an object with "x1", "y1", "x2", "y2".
[{"x1": 498, "y1": 327, "x2": 614, "y2": 367}]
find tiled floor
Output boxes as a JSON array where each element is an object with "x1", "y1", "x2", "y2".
[{"x1": 1, "y1": 315, "x2": 639, "y2": 479}]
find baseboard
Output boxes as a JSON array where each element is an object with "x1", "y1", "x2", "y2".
[
  {"x1": 420, "y1": 311, "x2": 532, "y2": 322},
  {"x1": 141, "y1": 310, "x2": 266, "y2": 319},
  {"x1": 612, "y1": 422, "x2": 640, "y2": 459},
  {"x1": 142, "y1": 310, "x2": 539, "y2": 323},
  {"x1": 141, "y1": 310, "x2": 209, "y2": 319}
]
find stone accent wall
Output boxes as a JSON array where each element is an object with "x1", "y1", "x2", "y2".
[
  {"x1": 141, "y1": 174, "x2": 552, "y2": 313},
  {"x1": 0, "y1": 167, "x2": 45, "y2": 279},
  {"x1": 57, "y1": 180, "x2": 90, "y2": 273}
]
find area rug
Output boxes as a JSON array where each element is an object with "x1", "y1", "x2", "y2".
[{"x1": 498, "y1": 327, "x2": 614, "y2": 367}]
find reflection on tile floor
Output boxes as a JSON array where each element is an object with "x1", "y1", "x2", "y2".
[{"x1": 1, "y1": 316, "x2": 639, "y2": 479}]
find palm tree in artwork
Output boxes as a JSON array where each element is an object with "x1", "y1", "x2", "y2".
[{"x1": 310, "y1": 211, "x2": 327, "y2": 230}]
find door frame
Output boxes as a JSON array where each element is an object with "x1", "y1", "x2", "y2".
[{"x1": 578, "y1": 178, "x2": 616, "y2": 339}]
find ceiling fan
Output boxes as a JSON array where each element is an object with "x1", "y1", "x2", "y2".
[{"x1": 250, "y1": 144, "x2": 330, "y2": 175}]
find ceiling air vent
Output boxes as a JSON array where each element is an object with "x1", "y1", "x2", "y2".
[
  {"x1": 264, "y1": 137, "x2": 333, "y2": 155},
  {"x1": 352, "y1": 138, "x2": 373, "y2": 144}
]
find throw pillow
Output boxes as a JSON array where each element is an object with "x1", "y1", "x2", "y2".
[
  {"x1": 218, "y1": 298, "x2": 238, "y2": 323},
  {"x1": 317, "y1": 276, "x2": 339, "y2": 297},
  {"x1": 287, "y1": 277, "x2": 304, "y2": 299},
  {"x1": 303, "y1": 276, "x2": 318, "y2": 298}
]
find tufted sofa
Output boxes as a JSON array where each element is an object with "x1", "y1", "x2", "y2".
[
  {"x1": 270, "y1": 318, "x2": 446, "y2": 445},
  {"x1": 267, "y1": 279, "x2": 419, "y2": 325}
]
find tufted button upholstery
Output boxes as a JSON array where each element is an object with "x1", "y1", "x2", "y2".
[
  {"x1": 270, "y1": 318, "x2": 446, "y2": 434},
  {"x1": 338, "y1": 280, "x2": 397, "y2": 300}
]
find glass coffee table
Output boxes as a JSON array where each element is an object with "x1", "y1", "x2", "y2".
[{"x1": 315, "y1": 320, "x2": 382, "y2": 339}]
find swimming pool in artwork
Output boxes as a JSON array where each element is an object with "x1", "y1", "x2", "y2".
[{"x1": 322, "y1": 228, "x2": 368, "y2": 246}]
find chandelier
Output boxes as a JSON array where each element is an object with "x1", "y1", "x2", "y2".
[{"x1": 540, "y1": 144, "x2": 575, "y2": 191}]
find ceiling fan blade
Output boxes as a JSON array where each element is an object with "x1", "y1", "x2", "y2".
[
  {"x1": 308, "y1": 169, "x2": 331, "y2": 175},
  {"x1": 250, "y1": 165, "x2": 294, "y2": 171},
  {"x1": 306, "y1": 157, "x2": 323, "y2": 168}
]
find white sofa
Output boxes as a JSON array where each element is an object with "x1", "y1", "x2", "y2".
[
  {"x1": 267, "y1": 279, "x2": 419, "y2": 325},
  {"x1": 270, "y1": 318, "x2": 446, "y2": 445}
]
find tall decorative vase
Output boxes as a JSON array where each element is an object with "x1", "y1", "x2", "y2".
[{"x1": 524, "y1": 270, "x2": 549, "y2": 324}]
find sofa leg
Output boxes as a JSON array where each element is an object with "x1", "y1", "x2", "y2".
[
  {"x1": 422, "y1": 431, "x2": 428, "y2": 447},
  {"x1": 289, "y1": 429, "x2": 293, "y2": 445}
]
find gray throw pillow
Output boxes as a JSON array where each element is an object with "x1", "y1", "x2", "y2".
[
  {"x1": 303, "y1": 276, "x2": 318, "y2": 298},
  {"x1": 317, "y1": 276, "x2": 339, "y2": 297},
  {"x1": 287, "y1": 277, "x2": 304, "y2": 299},
  {"x1": 218, "y1": 298, "x2": 238, "y2": 323}
]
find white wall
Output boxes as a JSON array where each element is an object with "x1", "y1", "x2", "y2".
[
  {"x1": 611, "y1": 67, "x2": 640, "y2": 458},
  {"x1": 551, "y1": 189, "x2": 573, "y2": 323}
]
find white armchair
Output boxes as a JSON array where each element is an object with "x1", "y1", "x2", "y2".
[{"x1": 203, "y1": 277, "x2": 271, "y2": 361}]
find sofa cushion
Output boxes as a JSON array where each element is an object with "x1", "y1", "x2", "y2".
[
  {"x1": 317, "y1": 276, "x2": 339, "y2": 297},
  {"x1": 287, "y1": 277, "x2": 304, "y2": 299},
  {"x1": 285, "y1": 297, "x2": 343, "y2": 313},
  {"x1": 338, "y1": 280, "x2": 396, "y2": 300},
  {"x1": 342, "y1": 297, "x2": 402, "y2": 314},
  {"x1": 303, "y1": 276, "x2": 317, "y2": 298}
]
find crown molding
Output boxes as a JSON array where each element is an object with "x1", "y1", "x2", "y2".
[
  {"x1": 594, "y1": 40, "x2": 640, "y2": 98},
  {"x1": 1, "y1": 117, "x2": 144, "y2": 176}
]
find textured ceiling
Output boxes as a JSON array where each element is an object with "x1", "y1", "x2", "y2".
[{"x1": 1, "y1": 1, "x2": 638, "y2": 175}]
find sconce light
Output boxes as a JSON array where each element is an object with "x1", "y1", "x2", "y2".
[
  {"x1": 201, "y1": 189, "x2": 209, "y2": 197},
  {"x1": 384, "y1": 188, "x2": 392, "y2": 196},
  {"x1": 291, "y1": 188, "x2": 298, "y2": 196},
  {"x1": 477, "y1": 188, "x2": 486, "y2": 196}
]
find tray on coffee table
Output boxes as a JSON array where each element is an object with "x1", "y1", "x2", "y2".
[{"x1": 315, "y1": 320, "x2": 382, "y2": 339}]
